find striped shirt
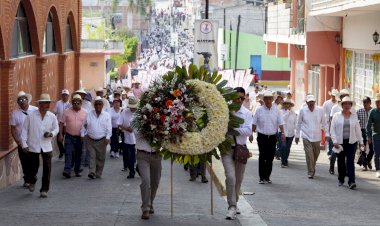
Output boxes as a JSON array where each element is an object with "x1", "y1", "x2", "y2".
[{"x1": 357, "y1": 108, "x2": 371, "y2": 129}]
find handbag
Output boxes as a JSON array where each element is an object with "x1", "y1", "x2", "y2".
[{"x1": 233, "y1": 136, "x2": 250, "y2": 164}]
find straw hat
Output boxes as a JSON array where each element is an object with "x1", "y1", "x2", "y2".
[
  {"x1": 72, "y1": 94, "x2": 82, "y2": 101},
  {"x1": 128, "y1": 96, "x2": 139, "y2": 108},
  {"x1": 17, "y1": 91, "x2": 32, "y2": 104},
  {"x1": 328, "y1": 88, "x2": 339, "y2": 96},
  {"x1": 36, "y1": 94, "x2": 54, "y2": 102},
  {"x1": 339, "y1": 96, "x2": 355, "y2": 107},
  {"x1": 93, "y1": 96, "x2": 107, "y2": 107},
  {"x1": 263, "y1": 91, "x2": 273, "y2": 98},
  {"x1": 283, "y1": 98, "x2": 295, "y2": 107},
  {"x1": 75, "y1": 88, "x2": 87, "y2": 95}
]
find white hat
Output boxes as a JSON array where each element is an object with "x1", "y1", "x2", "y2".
[
  {"x1": 306, "y1": 95, "x2": 316, "y2": 103},
  {"x1": 339, "y1": 96, "x2": 355, "y2": 107},
  {"x1": 93, "y1": 96, "x2": 107, "y2": 107},
  {"x1": 36, "y1": 94, "x2": 54, "y2": 102},
  {"x1": 61, "y1": 89, "x2": 70, "y2": 95},
  {"x1": 128, "y1": 96, "x2": 139, "y2": 108},
  {"x1": 17, "y1": 91, "x2": 32, "y2": 104},
  {"x1": 263, "y1": 91, "x2": 273, "y2": 98},
  {"x1": 72, "y1": 94, "x2": 82, "y2": 101},
  {"x1": 75, "y1": 88, "x2": 87, "y2": 95},
  {"x1": 283, "y1": 98, "x2": 295, "y2": 106},
  {"x1": 339, "y1": 89, "x2": 350, "y2": 96},
  {"x1": 328, "y1": 89, "x2": 339, "y2": 96}
]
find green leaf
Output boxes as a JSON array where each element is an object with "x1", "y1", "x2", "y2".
[
  {"x1": 213, "y1": 74, "x2": 223, "y2": 84},
  {"x1": 216, "y1": 80, "x2": 228, "y2": 89},
  {"x1": 228, "y1": 103, "x2": 242, "y2": 111}
]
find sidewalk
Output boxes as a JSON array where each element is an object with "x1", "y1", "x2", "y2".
[
  {"x1": 0, "y1": 154, "x2": 240, "y2": 226},
  {"x1": 210, "y1": 139, "x2": 380, "y2": 226}
]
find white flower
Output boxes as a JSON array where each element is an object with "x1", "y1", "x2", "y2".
[{"x1": 146, "y1": 104, "x2": 153, "y2": 111}]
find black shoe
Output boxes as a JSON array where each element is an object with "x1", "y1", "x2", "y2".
[
  {"x1": 201, "y1": 176, "x2": 209, "y2": 183},
  {"x1": 266, "y1": 179, "x2": 272, "y2": 184},
  {"x1": 329, "y1": 169, "x2": 334, "y2": 175},
  {"x1": 338, "y1": 181, "x2": 344, "y2": 186},
  {"x1": 62, "y1": 172, "x2": 71, "y2": 178},
  {"x1": 127, "y1": 175, "x2": 134, "y2": 179},
  {"x1": 88, "y1": 173, "x2": 95, "y2": 179},
  {"x1": 189, "y1": 176, "x2": 196, "y2": 181},
  {"x1": 258, "y1": 180, "x2": 265, "y2": 184},
  {"x1": 368, "y1": 162, "x2": 373, "y2": 170},
  {"x1": 78, "y1": 168, "x2": 84, "y2": 173},
  {"x1": 349, "y1": 183, "x2": 357, "y2": 190},
  {"x1": 59, "y1": 153, "x2": 64, "y2": 159}
]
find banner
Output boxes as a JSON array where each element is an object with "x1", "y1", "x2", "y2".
[{"x1": 194, "y1": 20, "x2": 219, "y2": 72}]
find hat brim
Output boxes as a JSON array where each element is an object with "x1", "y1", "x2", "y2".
[
  {"x1": 283, "y1": 101, "x2": 295, "y2": 106},
  {"x1": 340, "y1": 100, "x2": 355, "y2": 107}
]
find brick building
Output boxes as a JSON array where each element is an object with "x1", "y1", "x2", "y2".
[{"x1": 0, "y1": 0, "x2": 82, "y2": 188}]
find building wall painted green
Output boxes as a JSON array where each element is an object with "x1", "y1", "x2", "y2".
[{"x1": 224, "y1": 30, "x2": 290, "y2": 71}]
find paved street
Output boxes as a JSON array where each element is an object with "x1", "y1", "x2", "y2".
[
  {"x1": 240, "y1": 141, "x2": 380, "y2": 226},
  {"x1": 0, "y1": 154, "x2": 239, "y2": 226}
]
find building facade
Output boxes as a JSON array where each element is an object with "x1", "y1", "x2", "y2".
[{"x1": 0, "y1": 0, "x2": 82, "y2": 188}]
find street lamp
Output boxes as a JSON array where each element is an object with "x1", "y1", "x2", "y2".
[{"x1": 373, "y1": 31, "x2": 380, "y2": 45}]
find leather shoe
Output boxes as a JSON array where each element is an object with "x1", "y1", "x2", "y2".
[
  {"x1": 63, "y1": 171, "x2": 71, "y2": 178},
  {"x1": 88, "y1": 173, "x2": 95, "y2": 179},
  {"x1": 127, "y1": 175, "x2": 134, "y2": 179},
  {"x1": 141, "y1": 211, "x2": 150, "y2": 220},
  {"x1": 149, "y1": 206, "x2": 154, "y2": 214}
]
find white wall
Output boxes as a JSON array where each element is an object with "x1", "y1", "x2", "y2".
[
  {"x1": 306, "y1": 0, "x2": 341, "y2": 32},
  {"x1": 343, "y1": 12, "x2": 380, "y2": 51}
]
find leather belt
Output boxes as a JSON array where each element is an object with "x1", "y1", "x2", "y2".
[
  {"x1": 138, "y1": 149, "x2": 157, "y2": 155},
  {"x1": 87, "y1": 136, "x2": 105, "y2": 142}
]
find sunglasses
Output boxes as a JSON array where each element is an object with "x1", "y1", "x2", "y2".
[
  {"x1": 72, "y1": 101, "x2": 81, "y2": 105},
  {"x1": 94, "y1": 103, "x2": 103, "y2": 106},
  {"x1": 17, "y1": 98, "x2": 28, "y2": 103}
]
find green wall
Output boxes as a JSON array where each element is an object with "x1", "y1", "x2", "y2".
[{"x1": 223, "y1": 30, "x2": 290, "y2": 71}]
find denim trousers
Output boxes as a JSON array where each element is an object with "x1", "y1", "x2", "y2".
[
  {"x1": 64, "y1": 134, "x2": 83, "y2": 174},
  {"x1": 337, "y1": 139, "x2": 357, "y2": 184},
  {"x1": 279, "y1": 135, "x2": 294, "y2": 166},
  {"x1": 122, "y1": 143, "x2": 136, "y2": 175},
  {"x1": 371, "y1": 139, "x2": 380, "y2": 171}
]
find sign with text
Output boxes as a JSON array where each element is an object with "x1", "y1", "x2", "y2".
[{"x1": 194, "y1": 20, "x2": 219, "y2": 72}]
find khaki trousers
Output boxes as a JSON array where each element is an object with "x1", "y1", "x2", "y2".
[
  {"x1": 303, "y1": 139, "x2": 321, "y2": 176},
  {"x1": 221, "y1": 150, "x2": 246, "y2": 208},
  {"x1": 86, "y1": 137, "x2": 107, "y2": 177},
  {"x1": 136, "y1": 150, "x2": 162, "y2": 212}
]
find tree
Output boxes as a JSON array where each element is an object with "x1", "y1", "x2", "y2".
[
  {"x1": 111, "y1": 33, "x2": 139, "y2": 68},
  {"x1": 128, "y1": 0, "x2": 152, "y2": 16}
]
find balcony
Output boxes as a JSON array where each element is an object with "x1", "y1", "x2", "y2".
[
  {"x1": 81, "y1": 39, "x2": 124, "y2": 55},
  {"x1": 311, "y1": 0, "x2": 380, "y2": 16}
]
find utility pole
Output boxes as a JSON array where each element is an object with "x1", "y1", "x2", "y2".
[
  {"x1": 223, "y1": 8, "x2": 226, "y2": 69},
  {"x1": 234, "y1": 15, "x2": 241, "y2": 72},
  {"x1": 205, "y1": 0, "x2": 209, "y2": 19}
]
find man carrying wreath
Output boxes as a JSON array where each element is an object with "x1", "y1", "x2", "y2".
[{"x1": 222, "y1": 87, "x2": 253, "y2": 220}]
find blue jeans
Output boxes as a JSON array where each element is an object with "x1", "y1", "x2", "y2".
[
  {"x1": 328, "y1": 140, "x2": 337, "y2": 171},
  {"x1": 279, "y1": 136, "x2": 294, "y2": 166},
  {"x1": 337, "y1": 139, "x2": 356, "y2": 184},
  {"x1": 372, "y1": 139, "x2": 380, "y2": 171},
  {"x1": 122, "y1": 143, "x2": 136, "y2": 176},
  {"x1": 64, "y1": 134, "x2": 83, "y2": 174}
]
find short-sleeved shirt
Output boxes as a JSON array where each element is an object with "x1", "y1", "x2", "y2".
[
  {"x1": 10, "y1": 105, "x2": 38, "y2": 142},
  {"x1": 61, "y1": 108, "x2": 88, "y2": 136},
  {"x1": 253, "y1": 105, "x2": 284, "y2": 135},
  {"x1": 117, "y1": 108, "x2": 136, "y2": 144}
]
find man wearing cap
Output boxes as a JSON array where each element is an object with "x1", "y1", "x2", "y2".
[
  {"x1": 367, "y1": 93, "x2": 380, "y2": 178},
  {"x1": 295, "y1": 95, "x2": 329, "y2": 179},
  {"x1": 82, "y1": 96, "x2": 112, "y2": 179},
  {"x1": 118, "y1": 96, "x2": 138, "y2": 178},
  {"x1": 252, "y1": 91, "x2": 285, "y2": 184},
  {"x1": 53, "y1": 89, "x2": 72, "y2": 159},
  {"x1": 21, "y1": 94, "x2": 59, "y2": 198},
  {"x1": 10, "y1": 91, "x2": 38, "y2": 188},
  {"x1": 323, "y1": 89, "x2": 339, "y2": 174},
  {"x1": 357, "y1": 96, "x2": 374, "y2": 171},
  {"x1": 60, "y1": 94, "x2": 88, "y2": 178}
]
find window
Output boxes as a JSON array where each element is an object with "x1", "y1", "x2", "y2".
[
  {"x1": 43, "y1": 12, "x2": 56, "y2": 54},
  {"x1": 353, "y1": 52, "x2": 374, "y2": 107},
  {"x1": 11, "y1": 4, "x2": 32, "y2": 58},
  {"x1": 65, "y1": 18, "x2": 73, "y2": 51}
]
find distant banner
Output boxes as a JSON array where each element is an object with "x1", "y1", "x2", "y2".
[{"x1": 194, "y1": 20, "x2": 219, "y2": 72}]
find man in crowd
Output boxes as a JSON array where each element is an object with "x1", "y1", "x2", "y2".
[
  {"x1": 367, "y1": 93, "x2": 380, "y2": 178},
  {"x1": 95, "y1": 87, "x2": 111, "y2": 112},
  {"x1": 222, "y1": 87, "x2": 253, "y2": 220},
  {"x1": 82, "y1": 97, "x2": 112, "y2": 179},
  {"x1": 21, "y1": 94, "x2": 59, "y2": 198},
  {"x1": 53, "y1": 89, "x2": 71, "y2": 159},
  {"x1": 10, "y1": 91, "x2": 38, "y2": 188},
  {"x1": 296, "y1": 95, "x2": 329, "y2": 179},
  {"x1": 357, "y1": 96, "x2": 374, "y2": 171},
  {"x1": 323, "y1": 89, "x2": 339, "y2": 174},
  {"x1": 252, "y1": 91, "x2": 285, "y2": 184},
  {"x1": 60, "y1": 94, "x2": 88, "y2": 178}
]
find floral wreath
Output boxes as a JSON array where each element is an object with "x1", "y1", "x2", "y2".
[{"x1": 132, "y1": 65, "x2": 243, "y2": 166}]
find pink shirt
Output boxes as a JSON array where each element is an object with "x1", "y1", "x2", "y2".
[
  {"x1": 61, "y1": 108, "x2": 88, "y2": 136},
  {"x1": 132, "y1": 88, "x2": 144, "y2": 98}
]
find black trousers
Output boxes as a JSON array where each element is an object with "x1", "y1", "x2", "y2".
[
  {"x1": 25, "y1": 150, "x2": 52, "y2": 192},
  {"x1": 17, "y1": 145, "x2": 29, "y2": 183},
  {"x1": 257, "y1": 133, "x2": 277, "y2": 181},
  {"x1": 57, "y1": 132, "x2": 65, "y2": 157}
]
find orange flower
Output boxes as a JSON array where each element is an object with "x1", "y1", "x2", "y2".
[
  {"x1": 173, "y1": 89, "x2": 181, "y2": 98},
  {"x1": 165, "y1": 99, "x2": 174, "y2": 107},
  {"x1": 152, "y1": 107, "x2": 159, "y2": 113}
]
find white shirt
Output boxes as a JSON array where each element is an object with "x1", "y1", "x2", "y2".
[
  {"x1": 135, "y1": 132, "x2": 154, "y2": 152},
  {"x1": 323, "y1": 99, "x2": 335, "y2": 122},
  {"x1": 21, "y1": 110, "x2": 59, "y2": 153},
  {"x1": 330, "y1": 112, "x2": 363, "y2": 145},
  {"x1": 331, "y1": 103, "x2": 356, "y2": 118},
  {"x1": 253, "y1": 105, "x2": 284, "y2": 135},
  {"x1": 110, "y1": 107, "x2": 122, "y2": 128},
  {"x1": 10, "y1": 105, "x2": 38, "y2": 143},
  {"x1": 82, "y1": 110, "x2": 112, "y2": 140},
  {"x1": 234, "y1": 106, "x2": 253, "y2": 145},
  {"x1": 82, "y1": 100, "x2": 93, "y2": 113},
  {"x1": 296, "y1": 106, "x2": 329, "y2": 142},
  {"x1": 53, "y1": 100, "x2": 72, "y2": 122},
  {"x1": 117, "y1": 108, "x2": 136, "y2": 144},
  {"x1": 281, "y1": 109, "x2": 297, "y2": 137}
]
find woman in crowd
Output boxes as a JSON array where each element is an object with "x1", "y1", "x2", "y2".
[
  {"x1": 110, "y1": 98, "x2": 123, "y2": 158},
  {"x1": 279, "y1": 98, "x2": 297, "y2": 168}
]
